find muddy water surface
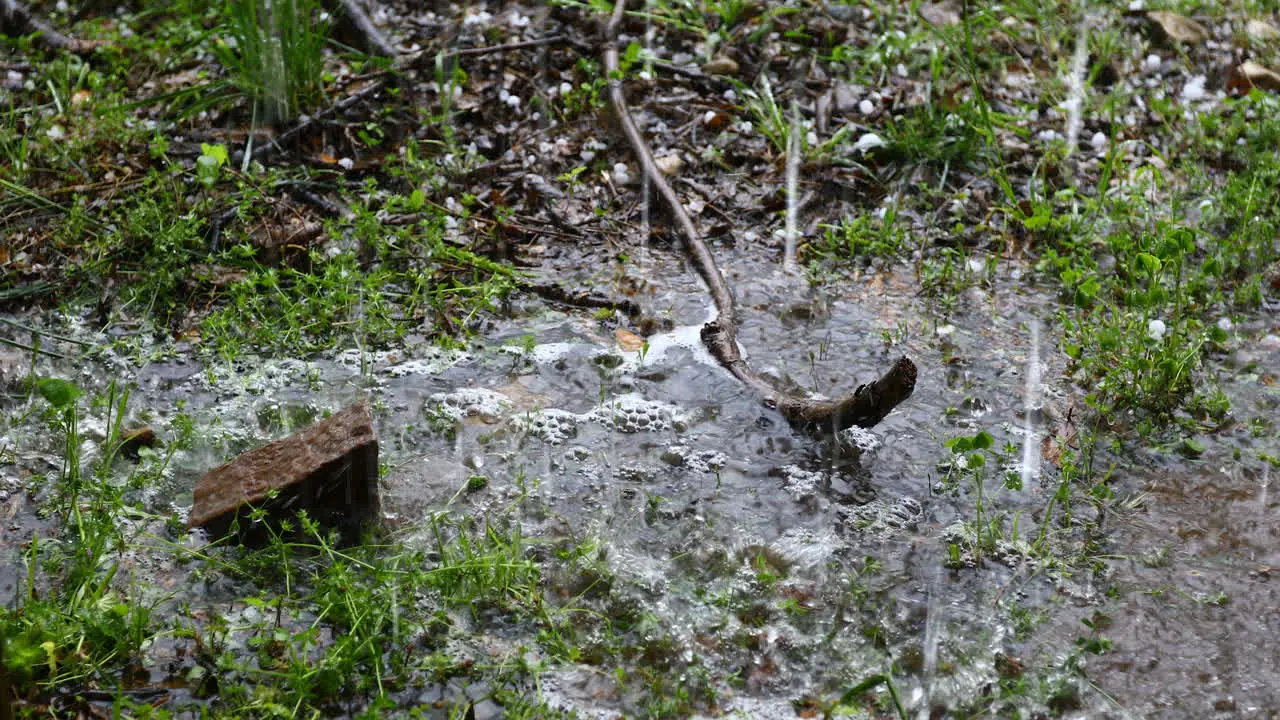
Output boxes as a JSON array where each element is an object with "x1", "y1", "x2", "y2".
[{"x1": 2, "y1": 251, "x2": 1277, "y2": 718}]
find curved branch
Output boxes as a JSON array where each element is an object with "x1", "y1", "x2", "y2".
[{"x1": 601, "y1": 2, "x2": 915, "y2": 437}]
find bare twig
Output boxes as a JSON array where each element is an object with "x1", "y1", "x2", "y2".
[
  {"x1": 648, "y1": 59, "x2": 723, "y2": 83},
  {"x1": 601, "y1": 1, "x2": 916, "y2": 436},
  {"x1": 0, "y1": 0, "x2": 106, "y2": 54},
  {"x1": 453, "y1": 35, "x2": 589, "y2": 59},
  {"x1": 330, "y1": 0, "x2": 396, "y2": 57},
  {"x1": 525, "y1": 281, "x2": 633, "y2": 317},
  {"x1": 0, "y1": 317, "x2": 94, "y2": 347},
  {"x1": 0, "y1": 335, "x2": 71, "y2": 360},
  {"x1": 521, "y1": 281, "x2": 673, "y2": 337}
]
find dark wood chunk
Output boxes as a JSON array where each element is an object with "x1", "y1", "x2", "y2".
[{"x1": 188, "y1": 402, "x2": 379, "y2": 543}]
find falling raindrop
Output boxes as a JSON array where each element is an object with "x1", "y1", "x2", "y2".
[
  {"x1": 919, "y1": 564, "x2": 944, "y2": 719},
  {"x1": 1020, "y1": 319, "x2": 1042, "y2": 489},
  {"x1": 1063, "y1": 19, "x2": 1089, "y2": 156},
  {"x1": 783, "y1": 99, "x2": 801, "y2": 273},
  {"x1": 639, "y1": 0, "x2": 653, "y2": 266},
  {"x1": 1261, "y1": 463, "x2": 1270, "y2": 509},
  {"x1": 262, "y1": 0, "x2": 289, "y2": 125}
]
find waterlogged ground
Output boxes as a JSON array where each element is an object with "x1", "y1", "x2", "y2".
[
  {"x1": 3, "y1": 244, "x2": 1277, "y2": 717},
  {"x1": 6, "y1": 0, "x2": 1280, "y2": 717}
]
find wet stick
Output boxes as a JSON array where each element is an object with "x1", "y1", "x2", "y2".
[
  {"x1": 0, "y1": 0, "x2": 106, "y2": 54},
  {"x1": 600, "y1": 1, "x2": 916, "y2": 436}
]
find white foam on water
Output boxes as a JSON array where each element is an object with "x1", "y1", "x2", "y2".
[
  {"x1": 839, "y1": 425, "x2": 882, "y2": 453},
  {"x1": 527, "y1": 341, "x2": 580, "y2": 365},
  {"x1": 616, "y1": 320, "x2": 720, "y2": 373},
  {"x1": 427, "y1": 388, "x2": 512, "y2": 423}
]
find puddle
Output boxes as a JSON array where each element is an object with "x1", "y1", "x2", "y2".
[{"x1": 2, "y1": 252, "x2": 1277, "y2": 717}]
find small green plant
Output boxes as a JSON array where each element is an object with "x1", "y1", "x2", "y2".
[
  {"x1": 1074, "y1": 612, "x2": 1113, "y2": 656},
  {"x1": 557, "y1": 165, "x2": 589, "y2": 193},
  {"x1": 1058, "y1": 225, "x2": 1228, "y2": 426},
  {"x1": 737, "y1": 70, "x2": 865, "y2": 161},
  {"x1": 0, "y1": 107, "x2": 31, "y2": 183},
  {"x1": 811, "y1": 211, "x2": 906, "y2": 266},
  {"x1": 824, "y1": 672, "x2": 908, "y2": 719},
  {"x1": 201, "y1": 194, "x2": 514, "y2": 359},
  {"x1": 90, "y1": 174, "x2": 209, "y2": 323},
  {"x1": 559, "y1": 57, "x2": 608, "y2": 119},
  {"x1": 941, "y1": 430, "x2": 1024, "y2": 567},
  {"x1": 740, "y1": 73, "x2": 805, "y2": 160},
  {"x1": 1, "y1": 380, "x2": 165, "y2": 697},
  {"x1": 196, "y1": 142, "x2": 229, "y2": 188},
  {"x1": 427, "y1": 56, "x2": 468, "y2": 153},
  {"x1": 918, "y1": 245, "x2": 985, "y2": 314}
]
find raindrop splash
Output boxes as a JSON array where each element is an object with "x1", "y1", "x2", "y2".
[{"x1": 1020, "y1": 319, "x2": 1042, "y2": 488}]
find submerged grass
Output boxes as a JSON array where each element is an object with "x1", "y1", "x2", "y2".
[
  {"x1": 0, "y1": 380, "x2": 568, "y2": 717},
  {"x1": 2, "y1": 380, "x2": 163, "y2": 697}
]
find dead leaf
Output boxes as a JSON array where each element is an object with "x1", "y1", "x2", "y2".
[
  {"x1": 492, "y1": 380, "x2": 553, "y2": 412},
  {"x1": 615, "y1": 328, "x2": 645, "y2": 352},
  {"x1": 1235, "y1": 60, "x2": 1280, "y2": 93},
  {"x1": 995, "y1": 653, "x2": 1026, "y2": 679},
  {"x1": 1246, "y1": 18, "x2": 1280, "y2": 43},
  {"x1": 703, "y1": 111, "x2": 732, "y2": 130},
  {"x1": 1040, "y1": 434, "x2": 1062, "y2": 467},
  {"x1": 702, "y1": 56, "x2": 739, "y2": 76},
  {"x1": 920, "y1": 1, "x2": 961, "y2": 28},
  {"x1": 4, "y1": 491, "x2": 24, "y2": 522},
  {"x1": 654, "y1": 154, "x2": 683, "y2": 176},
  {"x1": 1146, "y1": 10, "x2": 1209, "y2": 45},
  {"x1": 120, "y1": 426, "x2": 160, "y2": 458},
  {"x1": 72, "y1": 89, "x2": 92, "y2": 107}
]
